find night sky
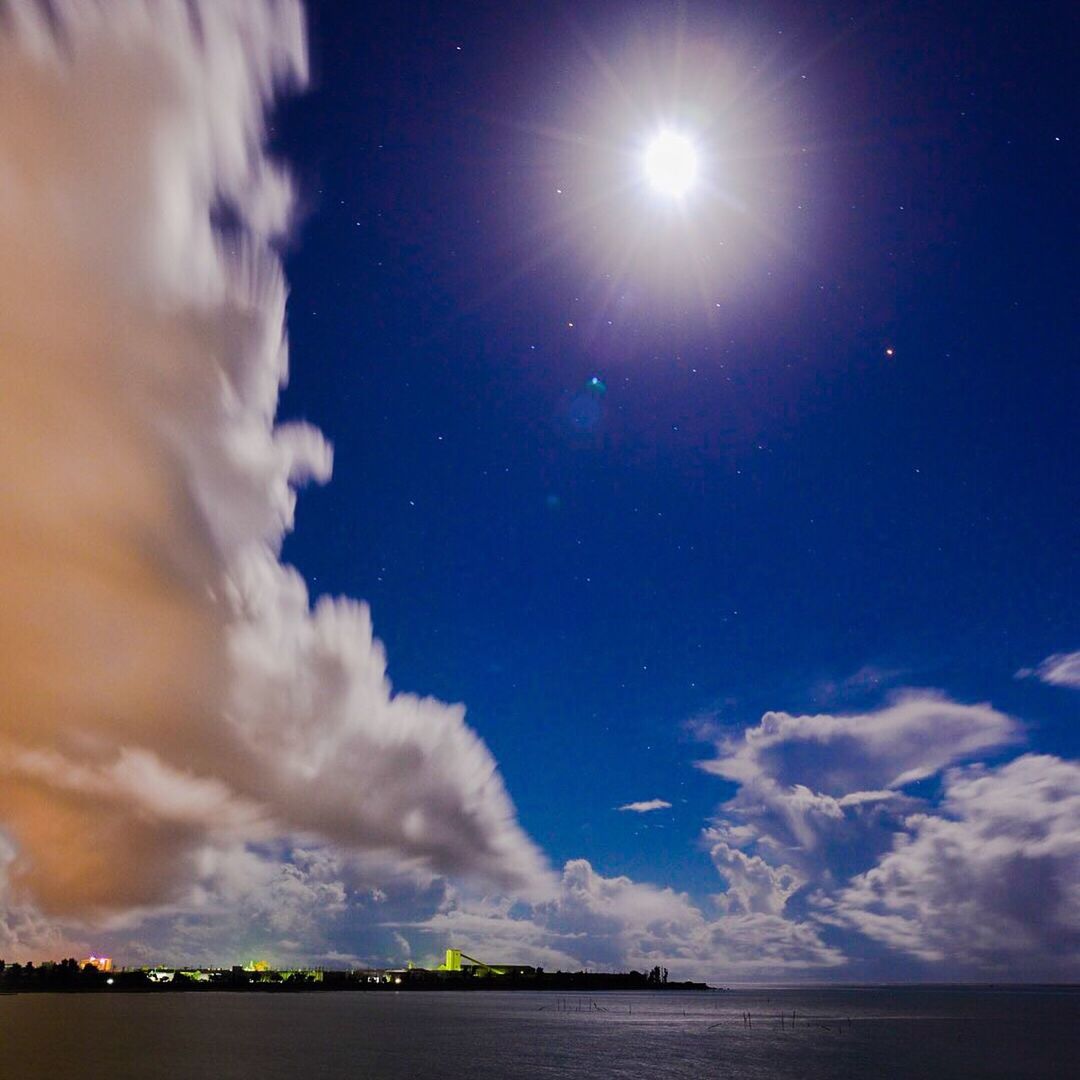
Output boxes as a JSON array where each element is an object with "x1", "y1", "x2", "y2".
[
  {"x1": 1, "y1": 0, "x2": 1076, "y2": 980},
  {"x1": 277, "y1": 0, "x2": 1075, "y2": 893}
]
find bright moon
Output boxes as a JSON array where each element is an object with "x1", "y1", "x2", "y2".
[{"x1": 643, "y1": 131, "x2": 699, "y2": 198}]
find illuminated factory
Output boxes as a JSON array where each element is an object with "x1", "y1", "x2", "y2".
[{"x1": 433, "y1": 948, "x2": 535, "y2": 978}]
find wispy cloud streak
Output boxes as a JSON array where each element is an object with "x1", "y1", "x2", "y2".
[
  {"x1": 618, "y1": 799, "x2": 672, "y2": 813},
  {"x1": 1017, "y1": 651, "x2": 1080, "y2": 689}
]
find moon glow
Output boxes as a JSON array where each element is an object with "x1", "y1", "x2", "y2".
[{"x1": 643, "y1": 130, "x2": 699, "y2": 198}]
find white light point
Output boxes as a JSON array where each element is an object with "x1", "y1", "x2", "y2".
[{"x1": 643, "y1": 130, "x2": 699, "y2": 198}]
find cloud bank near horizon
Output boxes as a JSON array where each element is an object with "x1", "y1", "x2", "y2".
[
  {"x1": 0, "y1": 0, "x2": 546, "y2": 925},
  {"x1": 387, "y1": 691, "x2": 1075, "y2": 982}
]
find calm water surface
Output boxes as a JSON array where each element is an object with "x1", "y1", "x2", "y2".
[{"x1": 1, "y1": 987, "x2": 1076, "y2": 1079}]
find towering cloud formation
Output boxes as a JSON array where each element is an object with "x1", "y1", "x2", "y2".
[{"x1": 0, "y1": 0, "x2": 545, "y2": 919}]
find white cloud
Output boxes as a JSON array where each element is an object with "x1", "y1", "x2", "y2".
[
  {"x1": 700, "y1": 691, "x2": 1019, "y2": 856},
  {"x1": 617, "y1": 799, "x2": 672, "y2": 813},
  {"x1": 706, "y1": 831, "x2": 804, "y2": 916},
  {"x1": 689, "y1": 691, "x2": 1080, "y2": 977},
  {"x1": 1018, "y1": 651, "x2": 1080, "y2": 689},
  {"x1": 0, "y1": 0, "x2": 546, "y2": 924},
  {"x1": 705, "y1": 691, "x2": 1019, "y2": 795},
  {"x1": 825, "y1": 754, "x2": 1080, "y2": 976}
]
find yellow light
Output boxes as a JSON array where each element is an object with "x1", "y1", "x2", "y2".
[{"x1": 643, "y1": 131, "x2": 698, "y2": 197}]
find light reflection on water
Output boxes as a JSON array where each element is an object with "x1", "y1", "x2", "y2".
[{"x1": 1, "y1": 987, "x2": 1076, "y2": 1079}]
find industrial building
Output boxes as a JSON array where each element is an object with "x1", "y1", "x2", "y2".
[{"x1": 434, "y1": 948, "x2": 535, "y2": 978}]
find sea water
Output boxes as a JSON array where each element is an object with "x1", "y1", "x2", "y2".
[{"x1": 0, "y1": 986, "x2": 1076, "y2": 1078}]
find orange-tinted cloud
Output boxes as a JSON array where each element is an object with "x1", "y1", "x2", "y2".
[{"x1": 0, "y1": 0, "x2": 546, "y2": 923}]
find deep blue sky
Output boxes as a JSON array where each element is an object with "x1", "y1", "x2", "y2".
[{"x1": 275, "y1": 0, "x2": 1076, "y2": 897}]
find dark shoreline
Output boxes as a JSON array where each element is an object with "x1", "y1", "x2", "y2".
[
  {"x1": 0, "y1": 962, "x2": 710, "y2": 994},
  {"x1": 0, "y1": 981, "x2": 714, "y2": 994}
]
